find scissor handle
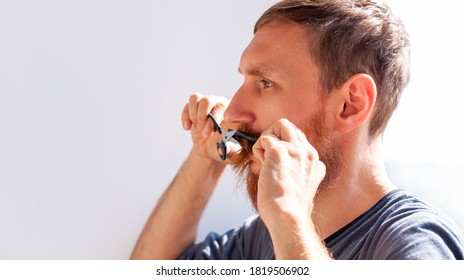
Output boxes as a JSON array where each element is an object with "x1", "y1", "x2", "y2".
[
  {"x1": 208, "y1": 113, "x2": 223, "y2": 135},
  {"x1": 216, "y1": 141, "x2": 227, "y2": 161}
]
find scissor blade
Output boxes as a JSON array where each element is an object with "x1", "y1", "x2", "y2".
[
  {"x1": 232, "y1": 130, "x2": 258, "y2": 146},
  {"x1": 223, "y1": 130, "x2": 239, "y2": 144}
]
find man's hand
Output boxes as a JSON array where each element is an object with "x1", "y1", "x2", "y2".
[
  {"x1": 181, "y1": 93, "x2": 236, "y2": 162},
  {"x1": 252, "y1": 119, "x2": 330, "y2": 259},
  {"x1": 253, "y1": 118, "x2": 326, "y2": 220}
]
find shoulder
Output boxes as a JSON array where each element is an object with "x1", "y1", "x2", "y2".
[
  {"x1": 370, "y1": 190, "x2": 464, "y2": 259},
  {"x1": 178, "y1": 215, "x2": 274, "y2": 260}
]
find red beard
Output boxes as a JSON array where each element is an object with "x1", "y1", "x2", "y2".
[{"x1": 231, "y1": 112, "x2": 343, "y2": 211}]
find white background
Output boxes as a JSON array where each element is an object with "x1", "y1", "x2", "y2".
[{"x1": 0, "y1": 0, "x2": 463, "y2": 259}]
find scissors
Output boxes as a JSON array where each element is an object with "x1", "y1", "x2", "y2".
[{"x1": 207, "y1": 113, "x2": 258, "y2": 160}]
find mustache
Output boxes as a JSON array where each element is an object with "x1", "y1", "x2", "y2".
[
  {"x1": 230, "y1": 124, "x2": 260, "y2": 170},
  {"x1": 236, "y1": 124, "x2": 261, "y2": 150}
]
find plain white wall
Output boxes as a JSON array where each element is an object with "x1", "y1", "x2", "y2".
[{"x1": 0, "y1": 0, "x2": 462, "y2": 259}]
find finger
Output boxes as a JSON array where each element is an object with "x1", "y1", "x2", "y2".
[
  {"x1": 202, "y1": 117, "x2": 215, "y2": 138},
  {"x1": 252, "y1": 134, "x2": 280, "y2": 163},
  {"x1": 197, "y1": 97, "x2": 214, "y2": 126},
  {"x1": 204, "y1": 97, "x2": 230, "y2": 138},
  {"x1": 197, "y1": 98, "x2": 215, "y2": 138},
  {"x1": 252, "y1": 138, "x2": 265, "y2": 163},
  {"x1": 210, "y1": 98, "x2": 229, "y2": 119},
  {"x1": 188, "y1": 93, "x2": 202, "y2": 127},
  {"x1": 261, "y1": 118, "x2": 300, "y2": 144},
  {"x1": 181, "y1": 103, "x2": 192, "y2": 130}
]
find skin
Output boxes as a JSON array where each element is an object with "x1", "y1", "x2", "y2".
[{"x1": 131, "y1": 20, "x2": 396, "y2": 260}]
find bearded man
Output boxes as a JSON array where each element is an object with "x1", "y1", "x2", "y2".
[{"x1": 131, "y1": 0, "x2": 464, "y2": 260}]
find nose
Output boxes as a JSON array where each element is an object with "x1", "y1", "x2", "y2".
[{"x1": 223, "y1": 85, "x2": 255, "y2": 125}]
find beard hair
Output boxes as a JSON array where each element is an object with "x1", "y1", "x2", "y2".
[
  {"x1": 231, "y1": 110, "x2": 344, "y2": 211},
  {"x1": 231, "y1": 129, "x2": 260, "y2": 210},
  {"x1": 304, "y1": 111, "x2": 344, "y2": 193}
]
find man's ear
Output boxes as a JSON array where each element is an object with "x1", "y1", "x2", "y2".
[{"x1": 334, "y1": 74, "x2": 377, "y2": 133}]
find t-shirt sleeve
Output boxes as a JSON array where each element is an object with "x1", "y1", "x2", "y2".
[
  {"x1": 178, "y1": 215, "x2": 274, "y2": 260},
  {"x1": 178, "y1": 229, "x2": 241, "y2": 260},
  {"x1": 372, "y1": 210, "x2": 464, "y2": 260}
]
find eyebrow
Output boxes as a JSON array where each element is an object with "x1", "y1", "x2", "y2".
[{"x1": 237, "y1": 65, "x2": 279, "y2": 79}]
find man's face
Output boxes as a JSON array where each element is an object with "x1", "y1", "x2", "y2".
[
  {"x1": 225, "y1": 20, "x2": 323, "y2": 136},
  {"x1": 224, "y1": 21, "x2": 343, "y2": 209}
]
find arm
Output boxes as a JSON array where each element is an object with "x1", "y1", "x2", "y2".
[
  {"x1": 252, "y1": 119, "x2": 332, "y2": 259},
  {"x1": 263, "y1": 209, "x2": 332, "y2": 259},
  {"x1": 130, "y1": 93, "x2": 230, "y2": 260},
  {"x1": 130, "y1": 151, "x2": 226, "y2": 259}
]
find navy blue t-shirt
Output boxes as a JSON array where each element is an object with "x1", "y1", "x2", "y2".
[{"x1": 179, "y1": 189, "x2": 464, "y2": 260}]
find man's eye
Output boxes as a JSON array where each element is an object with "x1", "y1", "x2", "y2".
[{"x1": 260, "y1": 79, "x2": 274, "y2": 89}]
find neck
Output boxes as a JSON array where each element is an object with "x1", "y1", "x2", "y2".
[{"x1": 311, "y1": 136, "x2": 396, "y2": 239}]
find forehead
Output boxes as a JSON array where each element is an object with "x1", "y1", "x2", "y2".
[{"x1": 239, "y1": 21, "x2": 316, "y2": 77}]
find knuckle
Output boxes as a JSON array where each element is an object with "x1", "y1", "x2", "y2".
[
  {"x1": 287, "y1": 145, "x2": 302, "y2": 158},
  {"x1": 308, "y1": 152, "x2": 319, "y2": 163},
  {"x1": 304, "y1": 143, "x2": 319, "y2": 161}
]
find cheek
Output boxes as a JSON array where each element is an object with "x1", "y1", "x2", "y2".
[
  {"x1": 283, "y1": 96, "x2": 322, "y2": 127},
  {"x1": 255, "y1": 91, "x2": 319, "y2": 130},
  {"x1": 255, "y1": 97, "x2": 289, "y2": 129},
  {"x1": 262, "y1": 101, "x2": 307, "y2": 129}
]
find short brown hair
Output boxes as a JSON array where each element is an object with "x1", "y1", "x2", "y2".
[{"x1": 255, "y1": 0, "x2": 410, "y2": 137}]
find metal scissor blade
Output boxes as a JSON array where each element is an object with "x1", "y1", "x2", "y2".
[
  {"x1": 223, "y1": 129, "x2": 239, "y2": 144},
  {"x1": 232, "y1": 130, "x2": 258, "y2": 146}
]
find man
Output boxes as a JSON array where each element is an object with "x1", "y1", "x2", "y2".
[{"x1": 131, "y1": 0, "x2": 464, "y2": 259}]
